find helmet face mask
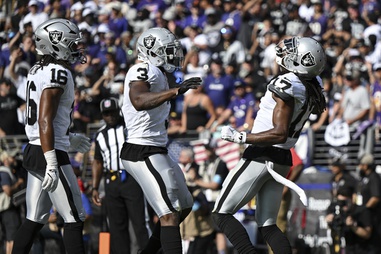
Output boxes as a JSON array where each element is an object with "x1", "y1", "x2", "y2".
[
  {"x1": 35, "y1": 19, "x2": 87, "y2": 64},
  {"x1": 163, "y1": 40, "x2": 183, "y2": 71},
  {"x1": 275, "y1": 37, "x2": 326, "y2": 78},
  {"x1": 276, "y1": 37, "x2": 298, "y2": 62},
  {"x1": 137, "y1": 28, "x2": 183, "y2": 73},
  {"x1": 68, "y1": 41, "x2": 86, "y2": 64}
]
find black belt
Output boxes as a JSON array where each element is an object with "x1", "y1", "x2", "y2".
[
  {"x1": 106, "y1": 169, "x2": 128, "y2": 182},
  {"x1": 242, "y1": 145, "x2": 292, "y2": 166}
]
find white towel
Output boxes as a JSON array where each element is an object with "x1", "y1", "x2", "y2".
[{"x1": 266, "y1": 161, "x2": 308, "y2": 206}]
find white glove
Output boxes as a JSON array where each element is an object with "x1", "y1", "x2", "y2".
[
  {"x1": 221, "y1": 126, "x2": 247, "y2": 144},
  {"x1": 42, "y1": 150, "x2": 59, "y2": 192},
  {"x1": 69, "y1": 133, "x2": 91, "y2": 153}
]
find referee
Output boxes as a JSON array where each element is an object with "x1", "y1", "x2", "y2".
[{"x1": 91, "y1": 98, "x2": 149, "y2": 254}]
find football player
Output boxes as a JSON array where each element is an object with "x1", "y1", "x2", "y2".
[
  {"x1": 12, "y1": 19, "x2": 91, "y2": 254},
  {"x1": 212, "y1": 37, "x2": 327, "y2": 254},
  {"x1": 120, "y1": 27, "x2": 202, "y2": 254}
]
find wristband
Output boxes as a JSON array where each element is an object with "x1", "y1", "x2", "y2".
[
  {"x1": 240, "y1": 131, "x2": 247, "y2": 143},
  {"x1": 44, "y1": 150, "x2": 58, "y2": 166}
]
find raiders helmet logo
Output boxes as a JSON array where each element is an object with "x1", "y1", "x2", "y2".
[
  {"x1": 301, "y1": 52, "x2": 316, "y2": 67},
  {"x1": 143, "y1": 35, "x2": 156, "y2": 49},
  {"x1": 49, "y1": 30, "x2": 63, "y2": 45}
]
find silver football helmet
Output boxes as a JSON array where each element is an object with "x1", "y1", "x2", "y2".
[
  {"x1": 136, "y1": 28, "x2": 183, "y2": 73},
  {"x1": 34, "y1": 18, "x2": 86, "y2": 64},
  {"x1": 275, "y1": 37, "x2": 326, "y2": 78}
]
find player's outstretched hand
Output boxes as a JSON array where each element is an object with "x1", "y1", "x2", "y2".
[
  {"x1": 42, "y1": 165, "x2": 59, "y2": 192},
  {"x1": 221, "y1": 126, "x2": 247, "y2": 144},
  {"x1": 177, "y1": 77, "x2": 202, "y2": 95},
  {"x1": 69, "y1": 133, "x2": 91, "y2": 153}
]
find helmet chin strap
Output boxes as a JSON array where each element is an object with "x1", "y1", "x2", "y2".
[
  {"x1": 275, "y1": 56, "x2": 283, "y2": 67},
  {"x1": 276, "y1": 56, "x2": 289, "y2": 73}
]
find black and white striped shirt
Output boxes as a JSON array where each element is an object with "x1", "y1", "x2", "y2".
[{"x1": 94, "y1": 119, "x2": 126, "y2": 172}]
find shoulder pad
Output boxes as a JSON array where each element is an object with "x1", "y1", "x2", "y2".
[{"x1": 268, "y1": 76, "x2": 293, "y2": 101}]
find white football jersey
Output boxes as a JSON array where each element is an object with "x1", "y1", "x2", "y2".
[
  {"x1": 25, "y1": 63, "x2": 74, "y2": 151},
  {"x1": 253, "y1": 72, "x2": 322, "y2": 149},
  {"x1": 122, "y1": 62, "x2": 171, "y2": 147}
]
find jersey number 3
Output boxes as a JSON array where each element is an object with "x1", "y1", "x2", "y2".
[{"x1": 137, "y1": 68, "x2": 148, "y2": 81}]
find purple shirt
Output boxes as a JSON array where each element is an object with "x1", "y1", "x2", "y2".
[
  {"x1": 136, "y1": 0, "x2": 168, "y2": 12},
  {"x1": 227, "y1": 93, "x2": 255, "y2": 128},
  {"x1": 308, "y1": 14, "x2": 328, "y2": 39},
  {"x1": 181, "y1": 15, "x2": 207, "y2": 29},
  {"x1": 108, "y1": 17, "x2": 129, "y2": 38},
  {"x1": 221, "y1": 11, "x2": 241, "y2": 32},
  {"x1": 360, "y1": 1, "x2": 380, "y2": 15},
  {"x1": 97, "y1": 45, "x2": 127, "y2": 68},
  {"x1": 203, "y1": 74, "x2": 235, "y2": 108}
]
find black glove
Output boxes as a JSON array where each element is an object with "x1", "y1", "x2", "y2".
[{"x1": 177, "y1": 77, "x2": 202, "y2": 95}]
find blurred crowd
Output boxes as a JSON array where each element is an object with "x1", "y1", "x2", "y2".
[
  {"x1": 1, "y1": 0, "x2": 381, "y2": 253},
  {"x1": 0, "y1": 0, "x2": 380, "y2": 141}
]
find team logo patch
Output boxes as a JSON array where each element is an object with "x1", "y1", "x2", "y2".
[
  {"x1": 301, "y1": 52, "x2": 316, "y2": 67},
  {"x1": 143, "y1": 35, "x2": 156, "y2": 49},
  {"x1": 49, "y1": 30, "x2": 63, "y2": 45}
]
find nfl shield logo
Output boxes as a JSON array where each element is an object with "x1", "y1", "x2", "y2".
[
  {"x1": 104, "y1": 100, "x2": 111, "y2": 108},
  {"x1": 301, "y1": 52, "x2": 316, "y2": 67},
  {"x1": 143, "y1": 35, "x2": 156, "y2": 49},
  {"x1": 49, "y1": 30, "x2": 63, "y2": 45}
]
